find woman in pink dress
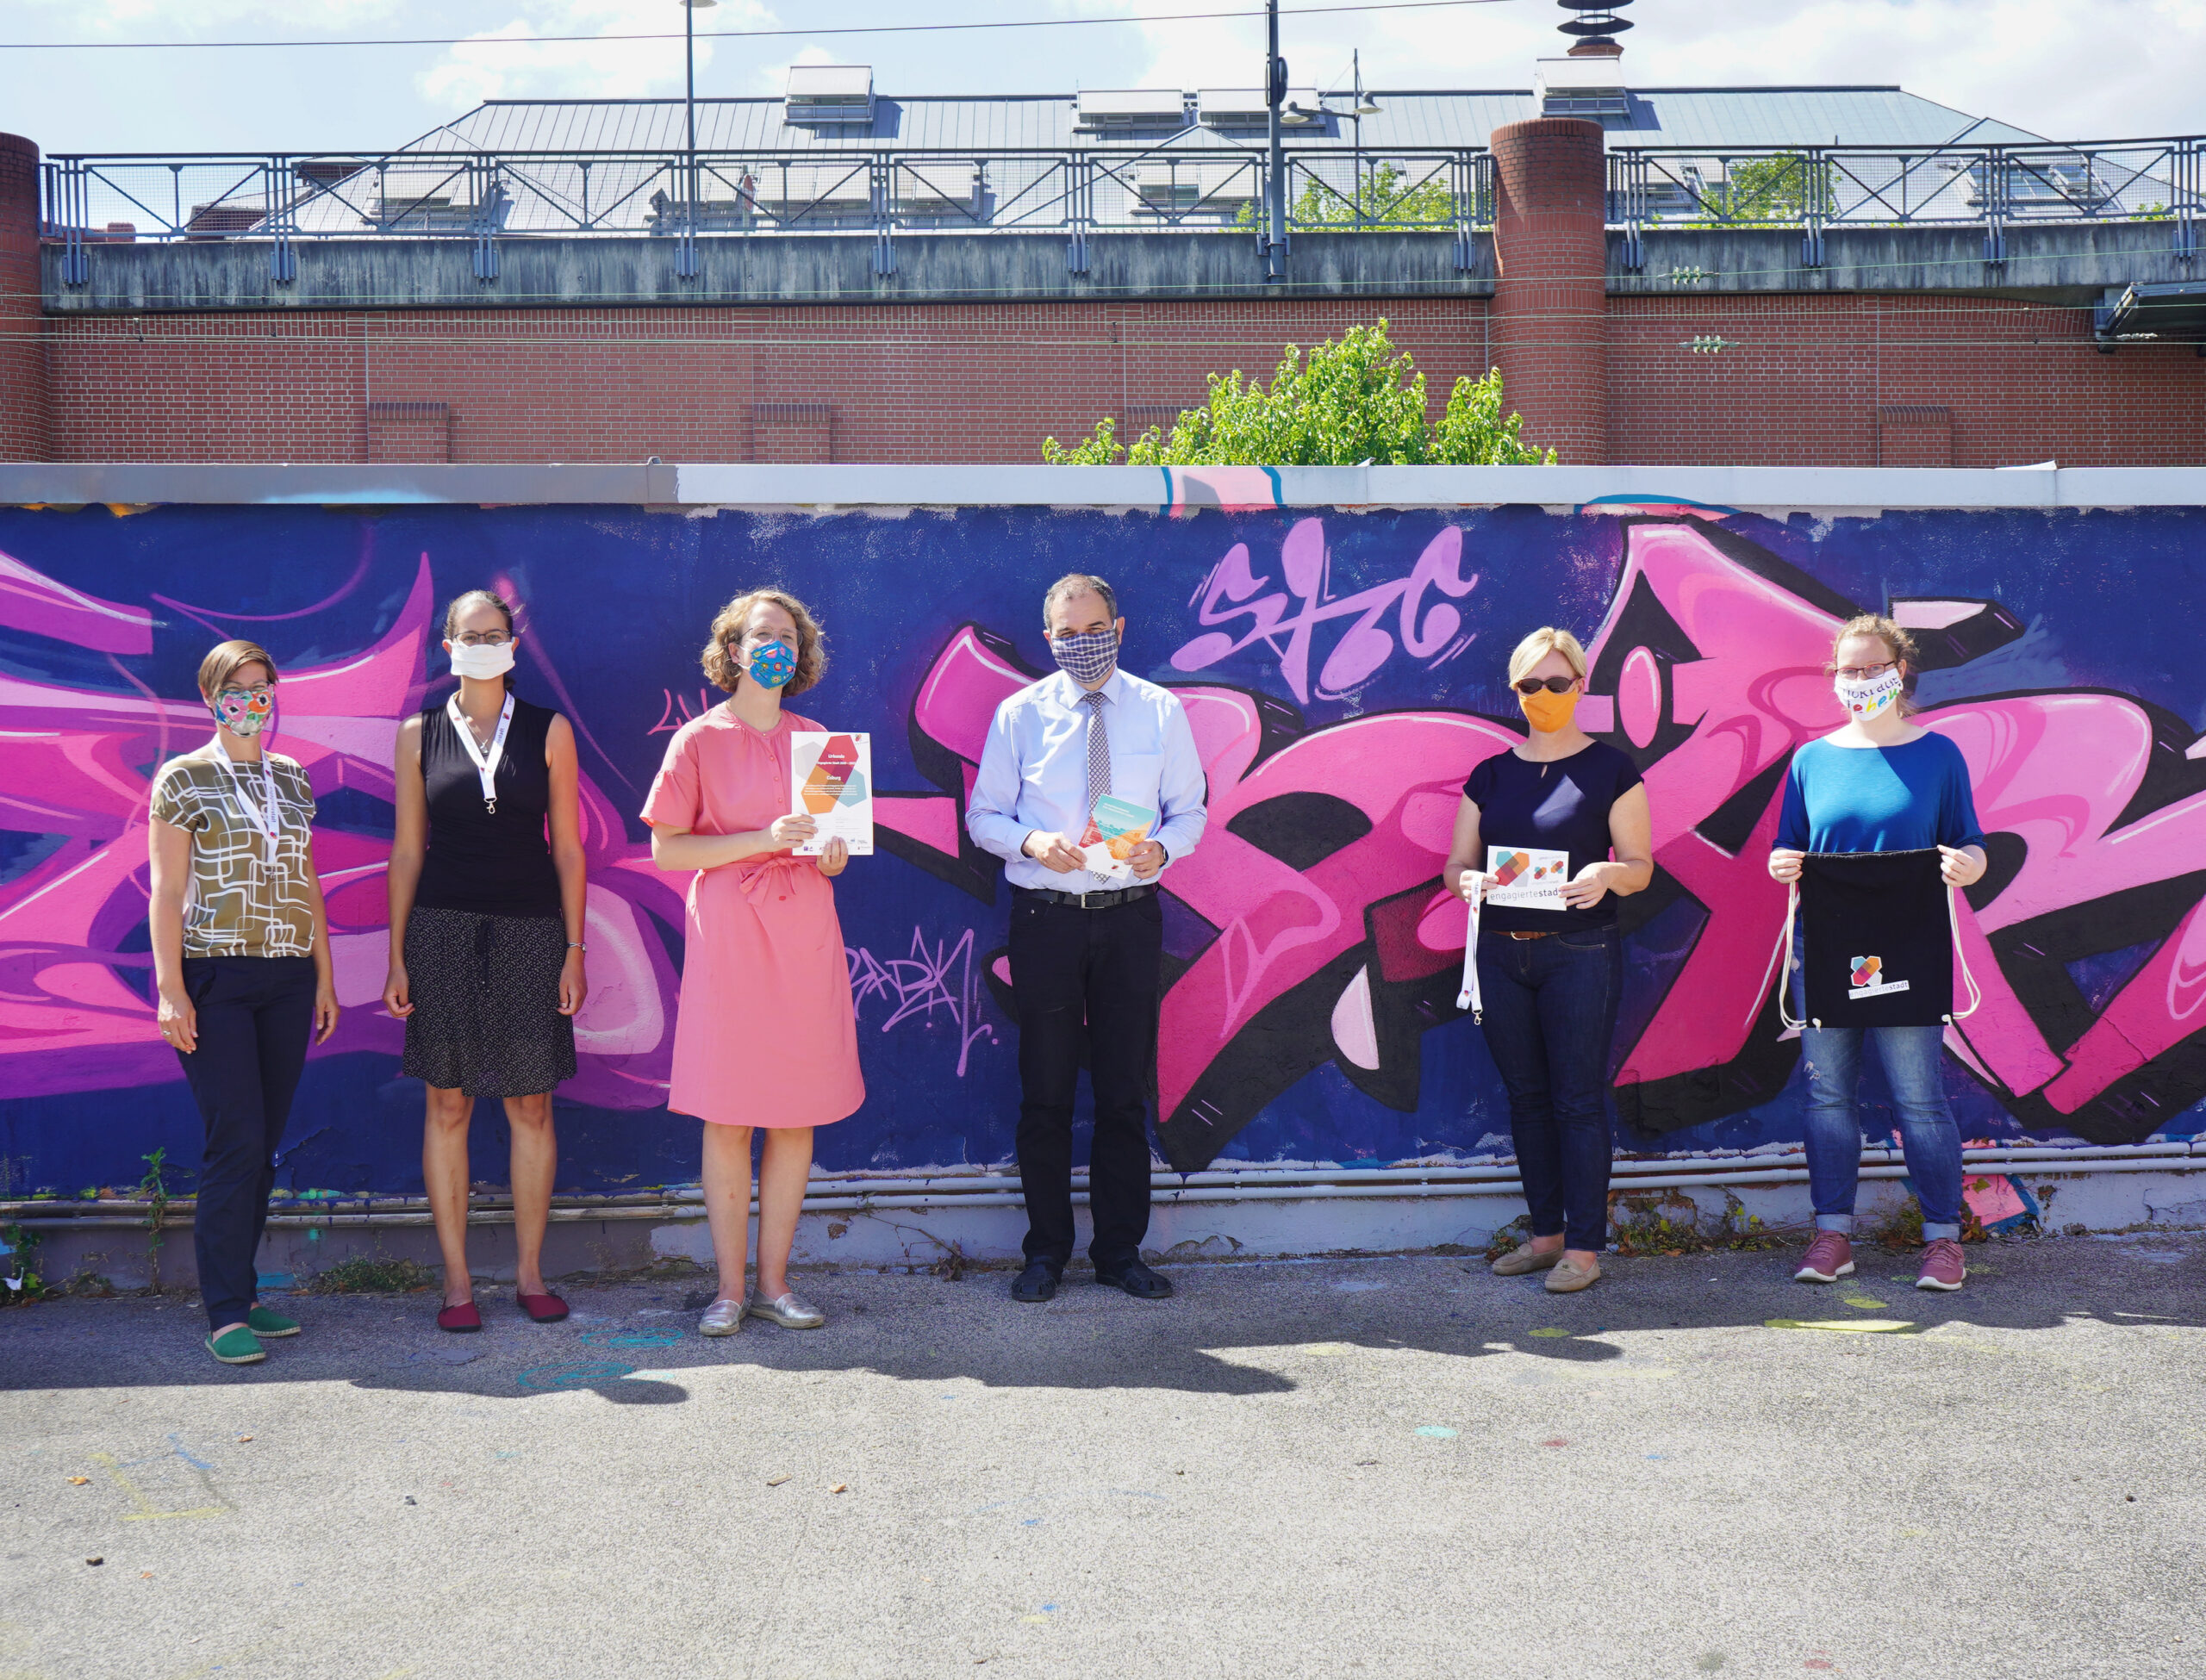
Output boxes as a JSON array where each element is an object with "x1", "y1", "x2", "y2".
[{"x1": 644, "y1": 588, "x2": 865, "y2": 1337}]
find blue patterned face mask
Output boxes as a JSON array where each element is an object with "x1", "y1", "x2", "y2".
[
  {"x1": 743, "y1": 638, "x2": 799, "y2": 689},
  {"x1": 1049, "y1": 627, "x2": 1119, "y2": 686}
]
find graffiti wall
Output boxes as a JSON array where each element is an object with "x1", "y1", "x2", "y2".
[{"x1": 3, "y1": 494, "x2": 2204, "y2": 1199}]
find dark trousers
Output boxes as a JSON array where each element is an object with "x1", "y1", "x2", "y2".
[
  {"x1": 1006, "y1": 888, "x2": 1163, "y2": 1270},
  {"x1": 1477, "y1": 926, "x2": 1622, "y2": 1254},
  {"x1": 175, "y1": 955, "x2": 316, "y2": 1331}
]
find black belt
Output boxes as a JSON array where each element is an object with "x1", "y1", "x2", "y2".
[{"x1": 1015, "y1": 882, "x2": 1158, "y2": 911}]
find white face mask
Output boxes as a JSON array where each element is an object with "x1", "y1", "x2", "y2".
[
  {"x1": 449, "y1": 639, "x2": 516, "y2": 681},
  {"x1": 1834, "y1": 666, "x2": 1904, "y2": 722}
]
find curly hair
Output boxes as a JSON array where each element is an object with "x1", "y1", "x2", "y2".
[
  {"x1": 701, "y1": 587, "x2": 827, "y2": 697},
  {"x1": 1827, "y1": 613, "x2": 1923, "y2": 712}
]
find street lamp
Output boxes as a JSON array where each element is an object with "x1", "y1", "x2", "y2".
[
  {"x1": 682, "y1": 0, "x2": 715, "y2": 225},
  {"x1": 1264, "y1": 0, "x2": 1287, "y2": 282}
]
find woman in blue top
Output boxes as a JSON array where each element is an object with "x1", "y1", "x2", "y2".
[
  {"x1": 1444, "y1": 628, "x2": 1654, "y2": 1294},
  {"x1": 1770, "y1": 613, "x2": 1987, "y2": 1293}
]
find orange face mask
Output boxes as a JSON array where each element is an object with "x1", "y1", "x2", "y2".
[{"x1": 1518, "y1": 683, "x2": 1581, "y2": 734}]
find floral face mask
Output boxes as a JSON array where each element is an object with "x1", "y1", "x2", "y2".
[{"x1": 210, "y1": 685, "x2": 274, "y2": 739}]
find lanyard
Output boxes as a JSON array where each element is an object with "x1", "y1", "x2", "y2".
[
  {"x1": 446, "y1": 693, "x2": 514, "y2": 814},
  {"x1": 1455, "y1": 884, "x2": 1483, "y2": 1024},
  {"x1": 223, "y1": 753, "x2": 283, "y2": 867}
]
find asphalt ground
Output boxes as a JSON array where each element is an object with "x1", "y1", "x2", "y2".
[{"x1": 4, "y1": 1233, "x2": 2203, "y2": 1680}]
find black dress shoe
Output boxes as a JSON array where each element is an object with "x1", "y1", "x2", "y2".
[
  {"x1": 1094, "y1": 1260, "x2": 1174, "y2": 1299},
  {"x1": 1011, "y1": 1260, "x2": 1062, "y2": 1304}
]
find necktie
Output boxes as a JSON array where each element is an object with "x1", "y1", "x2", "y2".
[{"x1": 1080, "y1": 689, "x2": 1111, "y2": 818}]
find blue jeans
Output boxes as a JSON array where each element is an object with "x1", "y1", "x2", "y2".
[
  {"x1": 1477, "y1": 926, "x2": 1621, "y2": 1253},
  {"x1": 1800, "y1": 1025, "x2": 1963, "y2": 1241}
]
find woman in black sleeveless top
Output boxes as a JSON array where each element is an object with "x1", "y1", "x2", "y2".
[{"x1": 383, "y1": 589, "x2": 588, "y2": 1332}]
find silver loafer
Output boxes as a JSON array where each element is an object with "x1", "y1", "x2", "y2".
[
  {"x1": 696, "y1": 1297, "x2": 746, "y2": 1337},
  {"x1": 746, "y1": 1289, "x2": 826, "y2": 1329}
]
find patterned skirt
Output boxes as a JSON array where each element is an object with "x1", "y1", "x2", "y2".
[{"x1": 401, "y1": 907, "x2": 576, "y2": 1098}]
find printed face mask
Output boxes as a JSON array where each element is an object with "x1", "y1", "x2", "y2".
[
  {"x1": 1835, "y1": 667, "x2": 1904, "y2": 721},
  {"x1": 449, "y1": 639, "x2": 516, "y2": 681},
  {"x1": 210, "y1": 686, "x2": 274, "y2": 739},
  {"x1": 1050, "y1": 627, "x2": 1119, "y2": 686},
  {"x1": 744, "y1": 638, "x2": 799, "y2": 690},
  {"x1": 1518, "y1": 682, "x2": 1580, "y2": 733}
]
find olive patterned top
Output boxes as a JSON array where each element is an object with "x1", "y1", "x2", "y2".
[{"x1": 149, "y1": 751, "x2": 319, "y2": 959}]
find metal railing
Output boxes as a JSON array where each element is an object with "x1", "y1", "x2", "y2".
[
  {"x1": 1606, "y1": 135, "x2": 2203, "y2": 270},
  {"x1": 40, "y1": 134, "x2": 2201, "y2": 286},
  {"x1": 41, "y1": 140, "x2": 1491, "y2": 284}
]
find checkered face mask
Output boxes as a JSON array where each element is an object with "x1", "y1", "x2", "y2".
[{"x1": 1049, "y1": 627, "x2": 1118, "y2": 686}]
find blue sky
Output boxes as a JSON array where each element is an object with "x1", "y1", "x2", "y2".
[{"x1": 4, "y1": 0, "x2": 2202, "y2": 155}]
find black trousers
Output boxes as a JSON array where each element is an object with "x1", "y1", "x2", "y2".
[
  {"x1": 175, "y1": 955, "x2": 316, "y2": 1331},
  {"x1": 1006, "y1": 888, "x2": 1163, "y2": 1270}
]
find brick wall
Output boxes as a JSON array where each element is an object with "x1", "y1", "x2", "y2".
[{"x1": 32, "y1": 289, "x2": 2204, "y2": 467}]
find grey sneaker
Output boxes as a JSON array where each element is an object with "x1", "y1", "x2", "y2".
[
  {"x1": 747, "y1": 1289, "x2": 826, "y2": 1329},
  {"x1": 696, "y1": 1297, "x2": 745, "y2": 1337},
  {"x1": 1794, "y1": 1230, "x2": 1855, "y2": 1283}
]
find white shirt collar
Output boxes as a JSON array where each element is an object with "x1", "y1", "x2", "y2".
[{"x1": 1050, "y1": 666, "x2": 1125, "y2": 706}]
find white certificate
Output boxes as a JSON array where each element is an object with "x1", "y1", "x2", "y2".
[
  {"x1": 789, "y1": 731, "x2": 874, "y2": 856},
  {"x1": 1485, "y1": 845, "x2": 1569, "y2": 912}
]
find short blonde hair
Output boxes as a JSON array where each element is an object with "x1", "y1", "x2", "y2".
[
  {"x1": 1505, "y1": 627, "x2": 1587, "y2": 688},
  {"x1": 196, "y1": 638, "x2": 278, "y2": 699},
  {"x1": 701, "y1": 587, "x2": 826, "y2": 697}
]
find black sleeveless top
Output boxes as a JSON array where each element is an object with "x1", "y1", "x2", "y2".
[{"x1": 414, "y1": 695, "x2": 564, "y2": 918}]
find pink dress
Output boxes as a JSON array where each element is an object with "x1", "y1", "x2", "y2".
[{"x1": 641, "y1": 705, "x2": 864, "y2": 1129}]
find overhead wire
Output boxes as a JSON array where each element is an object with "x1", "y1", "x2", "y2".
[{"x1": 1, "y1": 0, "x2": 1526, "y2": 53}]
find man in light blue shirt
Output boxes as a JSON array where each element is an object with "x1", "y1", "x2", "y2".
[{"x1": 967, "y1": 573, "x2": 1207, "y2": 1304}]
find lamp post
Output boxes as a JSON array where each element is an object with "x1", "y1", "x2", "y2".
[
  {"x1": 677, "y1": 0, "x2": 715, "y2": 276},
  {"x1": 1264, "y1": 0, "x2": 1287, "y2": 282},
  {"x1": 1295, "y1": 50, "x2": 1380, "y2": 227}
]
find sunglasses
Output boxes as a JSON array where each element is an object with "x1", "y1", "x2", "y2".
[{"x1": 1512, "y1": 675, "x2": 1580, "y2": 696}]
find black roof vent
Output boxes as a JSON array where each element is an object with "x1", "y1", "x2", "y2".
[{"x1": 1558, "y1": 0, "x2": 1632, "y2": 57}]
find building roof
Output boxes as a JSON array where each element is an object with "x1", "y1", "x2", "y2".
[{"x1": 414, "y1": 84, "x2": 2047, "y2": 156}]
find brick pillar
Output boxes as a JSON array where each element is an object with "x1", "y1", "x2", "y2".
[
  {"x1": 0, "y1": 134, "x2": 48, "y2": 462},
  {"x1": 1489, "y1": 116, "x2": 1606, "y2": 464}
]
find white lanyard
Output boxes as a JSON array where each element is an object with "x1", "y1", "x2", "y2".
[
  {"x1": 446, "y1": 693, "x2": 514, "y2": 814},
  {"x1": 223, "y1": 753, "x2": 283, "y2": 867},
  {"x1": 1455, "y1": 885, "x2": 1483, "y2": 1024}
]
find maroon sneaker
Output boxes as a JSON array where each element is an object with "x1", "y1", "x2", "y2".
[
  {"x1": 1793, "y1": 1230, "x2": 1855, "y2": 1283},
  {"x1": 1916, "y1": 1239, "x2": 1966, "y2": 1291}
]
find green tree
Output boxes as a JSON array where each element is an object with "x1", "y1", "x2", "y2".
[
  {"x1": 1698, "y1": 153, "x2": 1837, "y2": 227},
  {"x1": 1236, "y1": 160, "x2": 1460, "y2": 232},
  {"x1": 1042, "y1": 319, "x2": 1554, "y2": 467}
]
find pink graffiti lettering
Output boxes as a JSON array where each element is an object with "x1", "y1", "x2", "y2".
[
  {"x1": 846, "y1": 925, "x2": 998, "y2": 1078},
  {"x1": 1170, "y1": 520, "x2": 1480, "y2": 702}
]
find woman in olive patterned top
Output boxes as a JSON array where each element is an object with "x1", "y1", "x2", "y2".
[{"x1": 148, "y1": 638, "x2": 340, "y2": 1368}]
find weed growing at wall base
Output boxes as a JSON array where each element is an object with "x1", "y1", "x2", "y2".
[{"x1": 308, "y1": 1254, "x2": 439, "y2": 1295}]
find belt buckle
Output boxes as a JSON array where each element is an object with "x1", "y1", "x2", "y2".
[{"x1": 1077, "y1": 888, "x2": 1106, "y2": 910}]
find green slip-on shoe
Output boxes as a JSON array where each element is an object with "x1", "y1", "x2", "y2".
[
  {"x1": 205, "y1": 1326, "x2": 266, "y2": 1366},
  {"x1": 246, "y1": 1305, "x2": 300, "y2": 1338}
]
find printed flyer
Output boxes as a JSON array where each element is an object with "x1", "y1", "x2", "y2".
[
  {"x1": 789, "y1": 731, "x2": 874, "y2": 856},
  {"x1": 1080, "y1": 794, "x2": 1158, "y2": 881},
  {"x1": 1485, "y1": 845, "x2": 1569, "y2": 911}
]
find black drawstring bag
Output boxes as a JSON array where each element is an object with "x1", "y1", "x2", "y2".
[{"x1": 1778, "y1": 849, "x2": 1972, "y2": 1030}]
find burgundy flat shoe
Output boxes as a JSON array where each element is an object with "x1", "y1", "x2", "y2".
[
  {"x1": 517, "y1": 1291, "x2": 569, "y2": 1323},
  {"x1": 436, "y1": 1301, "x2": 483, "y2": 1334}
]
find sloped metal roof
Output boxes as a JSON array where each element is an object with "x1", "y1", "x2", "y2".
[{"x1": 418, "y1": 84, "x2": 2047, "y2": 156}]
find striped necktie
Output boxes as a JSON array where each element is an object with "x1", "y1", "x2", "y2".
[{"x1": 1080, "y1": 688, "x2": 1111, "y2": 817}]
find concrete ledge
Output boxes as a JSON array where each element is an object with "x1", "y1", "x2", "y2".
[{"x1": 7, "y1": 462, "x2": 2205, "y2": 510}]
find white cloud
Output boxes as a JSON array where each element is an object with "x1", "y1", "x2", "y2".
[
  {"x1": 409, "y1": 2, "x2": 777, "y2": 113},
  {"x1": 1122, "y1": 0, "x2": 2206, "y2": 140}
]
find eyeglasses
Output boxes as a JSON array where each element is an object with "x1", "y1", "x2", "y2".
[
  {"x1": 1835, "y1": 661, "x2": 1898, "y2": 681},
  {"x1": 1044, "y1": 625, "x2": 1113, "y2": 641},
  {"x1": 1512, "y1": 675, "x2": 1580, "y2": 696},
  {"x1": 453, "y1": 630, "x2": 511, "y2": 646}
]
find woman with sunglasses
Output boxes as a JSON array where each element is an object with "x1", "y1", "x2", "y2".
[
  {"x1": 1443, "y1": 628, "x2": 1653, "y2": 1293},
  {"x1": 148, "y1": 640, "x2": 340, "y2": 1366},
  {"x1": 1769, "y1": 614, "x2": 1986, "y2": 1293},
  {"x1": 644, "y1": 588, "x2": 863, "y2": 1338},
  {"x1": 384, "y1": 589, "x2": 588, "y2": 1332}
]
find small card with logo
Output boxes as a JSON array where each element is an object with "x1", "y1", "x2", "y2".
[
  {"x1": 1485, "y1": 845, "x2": 1570, "y2": 912},
  {"x1": 789, "y1": 731, "x2": 873, "y2": 856},
  {"x1": 1080, "y1": 794, "x2": 1158, "y2": 881}
]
